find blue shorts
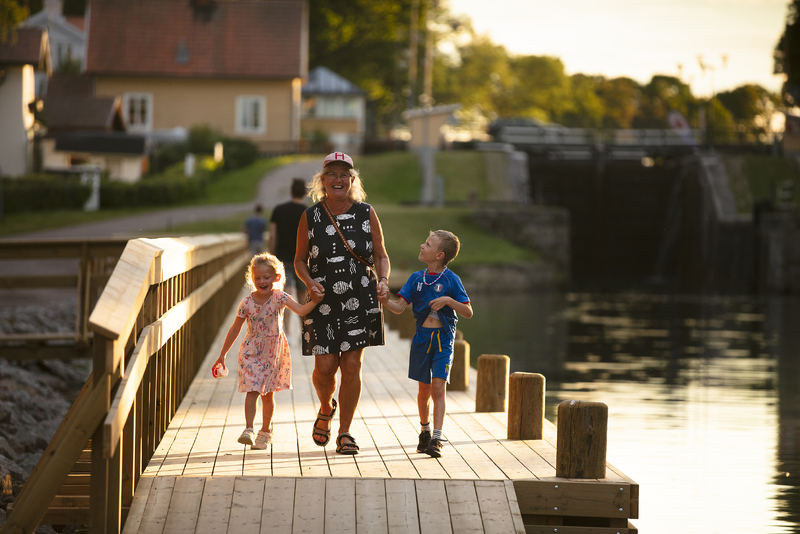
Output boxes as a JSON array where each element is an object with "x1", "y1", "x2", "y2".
[{"x1": 409, "y1": 326, "x2": 454, "y2": 384}]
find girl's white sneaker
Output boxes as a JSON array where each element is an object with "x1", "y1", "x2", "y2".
[
  {"x1": 238, "y1": 428, "x2": 255, "y2": 446},
  {"x1": 252, "y1": 430, "x2": 272, "y2": 450}
]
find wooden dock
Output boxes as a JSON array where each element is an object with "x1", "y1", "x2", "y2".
[{"x1": 121, "y1": 303, "x2": 639, "y2": 534}]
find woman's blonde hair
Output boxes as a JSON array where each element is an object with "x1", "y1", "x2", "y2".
[
  {"x1": 308, "y1": 167, "x2": 366, "y2": 203},
  {"x1": 245, "y1": 252, "x2": 286, "y2": 291}
]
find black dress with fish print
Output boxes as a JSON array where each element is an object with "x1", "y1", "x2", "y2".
[{"x1": 301, "y1": 201, "x2": 385, "y2": 355}]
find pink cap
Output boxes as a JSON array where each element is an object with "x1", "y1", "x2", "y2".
[{"x1": 323, "y1": 152, "x2": 354, "y2": 169}]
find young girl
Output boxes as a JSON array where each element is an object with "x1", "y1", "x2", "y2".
[{"x1": 214, "y1": 252, "x2": 321, "y2": 450}]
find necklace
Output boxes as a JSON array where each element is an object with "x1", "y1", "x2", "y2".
[
  {"x1": 422, "y1": 267, "x2": 447, "y2": 286},
  {"x1": 325, "y1": 199, "x2": 352, "y2": 216}
]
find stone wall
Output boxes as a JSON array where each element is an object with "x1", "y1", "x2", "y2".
[
  {"x1": 758, "y1": 212, "x2": 800, "y2": 293},
  {"x1": 470, "y1": 204, "x2": 570, "y2": 289}
]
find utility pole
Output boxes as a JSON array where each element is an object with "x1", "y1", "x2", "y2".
[{"x1": 408, "y1": 0, "x2": 419, "y2": 110}]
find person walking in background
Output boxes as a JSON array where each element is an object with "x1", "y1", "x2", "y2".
[
  {"x1": 213, "y1": 253, "x2": 321, "y2": 450},
  {"x1": 294, "y1": 152, "x2": 391, "y2": 455},
  {"x1": 378, "y1": 230, "x2": 472, "y2": 458},
  {"x1": 269, "y1": 178, "x2": 308, "y2": 301},
  {"x1": 242, "y1": 204, "x2": 267, "y2": 256}
]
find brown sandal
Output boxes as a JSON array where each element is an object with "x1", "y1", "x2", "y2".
[
  {"x1": 335, "y1": 432, "x2": 359, "y2": 455},
  {"x1": 312, "y1": 399, "x2": 337, "y2": 447}
]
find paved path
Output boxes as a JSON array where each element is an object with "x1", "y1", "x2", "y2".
[{"x1": 13, "y1": 160, "x2": 321, "y2": 239}]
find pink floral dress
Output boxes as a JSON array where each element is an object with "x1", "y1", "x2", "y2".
[{"x1": 236, "y1": 291, "x2": 292, "y2": 394}]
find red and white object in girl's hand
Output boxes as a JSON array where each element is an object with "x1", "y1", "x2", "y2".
[{"x1": 212, "y1": 362, "x2": 228, "y2": 378}]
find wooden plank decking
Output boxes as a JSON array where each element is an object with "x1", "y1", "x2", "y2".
[{"x1": 122, "y1": 299, "x2": 638, "y2": 534}]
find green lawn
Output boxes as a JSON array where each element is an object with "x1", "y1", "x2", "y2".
[
  {"x1": 0, "y1": 156, "x2": 310, "y2": 237},
  {"x1": 5, "y1": 151, "x2": 540, "y2": 271},
  {"x1": 356, "y1": 151, "x2": 489, "y2": 205},
  {"x1": 724, "y1": 155, "x2": 800, "y2": 214}
]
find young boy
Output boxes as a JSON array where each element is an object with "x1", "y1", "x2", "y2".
[{"x1": 378, "y1": 230, "x2": 473, "y2": 457}]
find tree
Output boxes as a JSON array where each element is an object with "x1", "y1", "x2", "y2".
[
  {"x1": 433, "y1": 33, "x2": 511, "y2": 116},
  {"x1": 309, "y1": 0, "x2": 417, "y2": 136},
  {"x1": 775, "y1": 1, "x2": 800, "y2": 105},
  {"x1": 633, "y1": 75, "x2": 696, "y2": 128},
  {"x1": 0, "y1": 0, "x2": 28, "y2": 44},
  {"x1": 502, "y1": 55, "x2": 571, "y2": 122},
  {"x1": 596, "y1": 77, "x2": 641, "y2": 129},
  {"x1": 561, "y1": 74, "x2": 604, "y2": 128},
  {"x1": 717, "y1": 84, "x2": 781, "y2": 139}
]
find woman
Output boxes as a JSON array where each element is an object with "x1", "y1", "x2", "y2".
[{"x1": 294, "y1": 152, "x2": 390, "y2": 455}]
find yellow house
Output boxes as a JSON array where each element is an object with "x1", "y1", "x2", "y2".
[{"x1": 86, "y1": 0, "x2": 308, "y2": 153}]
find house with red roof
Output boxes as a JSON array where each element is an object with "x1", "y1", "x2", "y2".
[
  {"x1": 86, "y1": 0, "x2": 308, "y2": 153},
  {"x1": 22, "y1": 0, "x2": 87, "y2": 94},
  {"x1": 40, "y1": 77, "x2": 149, "y2": 182},
  {"x1": 0, "y1": 28, "x2": 51, "y2": 176}
]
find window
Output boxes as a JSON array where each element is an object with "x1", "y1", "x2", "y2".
[
  {"x1": 313, "y1": 96, "x2": 359, "y2": 119},
  {"x1": 236, "y1": 96, "x2": 266, "y2": 135},
  {"x1": 123, "y1": 92, "x2": 153, "y2": 132}
]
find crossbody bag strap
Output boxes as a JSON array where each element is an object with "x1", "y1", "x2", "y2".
[{"x1": 321, "y1": 201, "x2": 373, "y2": 268}]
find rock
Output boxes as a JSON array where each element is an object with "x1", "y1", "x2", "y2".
[
  {"x1": 0, "y1": 402, "x2": 10, "y2": 424},
  {"x1": 7, "y1": 390, "x2": 30, "y2": 405},
  {"x1": 0, "y1": 438, "x2": 16, "y2": 462},
  {"x1": 0, "y1": 454, "x2": 28, "y2": 488}
]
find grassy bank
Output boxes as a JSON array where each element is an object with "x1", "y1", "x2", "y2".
[
  {"x1": 724, "y1": 155, "x2": 800, "y2": 214},
  {"x1": 0, "y1": 156, "x2": 304, "y2": 237},
  {"x1": 169, "y1": 151, "x2": 538, "y2": 272}
]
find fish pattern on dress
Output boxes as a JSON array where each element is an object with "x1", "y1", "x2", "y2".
[
  {"x1": 301, "y1": 202, "x2": 385, "y2": 355},
  {"x1": 333, "y1": 281, "x2": 353, "y2": 294}
]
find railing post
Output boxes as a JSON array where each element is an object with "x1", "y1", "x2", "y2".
[
  {"x1": 507, "y1": 372, "x2": 544, "y2": 439},
  {"x1": 449, "y1": 338, "x2": 470, "y2": 391},
  {"x1": 90, "y1": 335, "x2": 111, "y2": 533},
  {"x1": 475, "y1": 354, "x2": 509, "y2": 412},
  {"x1": 556, "y1": 400, "x2": 608, "y2": 479}
]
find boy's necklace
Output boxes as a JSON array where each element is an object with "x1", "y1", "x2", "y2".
[{"x1": 422, "y1": 267, "x2": 447, "y2": 286}]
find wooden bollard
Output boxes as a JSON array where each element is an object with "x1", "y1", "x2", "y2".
[
  {"x1": 398, "y1": 310, "x2": 416, "y2": 340},
  {"x1": 449, "y1": 339, "x2": 470, "y2": 391},
  {"x1": 475, "y1": 354, "x2": 509, "y2": 412},
  {"x1": 556, "y1": 400, "x2": 608, "y2": 479},
  {"x1": 507, "y1": 372, "x2": 544, "y2": 439}
]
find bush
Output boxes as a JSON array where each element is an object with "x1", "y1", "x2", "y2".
[
  {"x1": 99, "y1": 172, "x2": 209, "y2": 208},
  {"x1": 150, "y1": 142, "x2": 188, "y2": 174},
  {"x1": 188, "y1": 124, "x2": 225, "y2": 155},
  {"x1": 1, "y1": 174, "x2": 91, "y2": 213},
  {"x1": 222, "y1": 138, "x2": 259, "y2": 170}
]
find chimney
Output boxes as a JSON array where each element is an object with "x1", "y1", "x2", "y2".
[{"x1": 44, "y1": 0, "x2": 63, "y2": 20}]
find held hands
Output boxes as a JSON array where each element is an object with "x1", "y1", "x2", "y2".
[
  {"x1": 309, "y1": 281, "x2": 325, "y2": 301},
  {"x1": 377, "y1": 288, "x2": 390, "y2": 304},
  {"x1": 377, "y1": 279, "x2": 389, "y2": 301},
  {"x1": 310, "y1": 288, "x2": 324, "y2": 303}
]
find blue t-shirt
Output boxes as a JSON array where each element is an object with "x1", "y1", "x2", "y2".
[
  {"x1": 244, "y1": 215, "x2": 266, "y2": 243},
  {"x1": 397, "y1": 268, "x2": 470, "y2": 339}
]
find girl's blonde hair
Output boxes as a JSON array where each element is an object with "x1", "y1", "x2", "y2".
[
  {"x1": 245, "y1": 252, "x2": 286, "y2": 291},
  {"x1": 308, "y1": 167, "x2": 367, "y2": 203}
]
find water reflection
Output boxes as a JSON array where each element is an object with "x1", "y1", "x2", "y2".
[{"x1": 458, "y1": 292, "x2": 800, "y2": 534}]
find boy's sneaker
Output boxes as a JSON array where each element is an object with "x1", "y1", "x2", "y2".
[
  {"x1": 252, "y1": 430, "x2": 272, "y2": 450},
  {"x1": 425, "y1": 438, "x2": 445, "y2": 458},
  {"x1": 238, "y1": 428, "x2": 255, "y2": 446},
  {"x1": 417, "y1": 430, "x2": 431, "y2": 453}
]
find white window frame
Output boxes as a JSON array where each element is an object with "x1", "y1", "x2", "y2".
[
  {"x1": 236, "y1": 95, "x2": 267, "y2": 135},
  {"x1": 123, "y1": 92, "x2": 153, "y2": 132}
]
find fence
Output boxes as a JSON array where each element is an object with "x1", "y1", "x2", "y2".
[
  {"x1": 1, "y1": 234, "x2": 249, "y2": 534},
  {"x1": 0, "y1": 238, "x2": 128, "y2": 359}
]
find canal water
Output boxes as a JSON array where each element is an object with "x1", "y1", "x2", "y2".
[{"x1": 458, "y1": 291, "x2": 800, "y2": 534}]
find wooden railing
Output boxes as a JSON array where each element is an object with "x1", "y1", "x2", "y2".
[
  {"x1": 1, "y1": 234, "x2": 249, "y2": 534},
  {"x1": 0, "y1": 238, "x2": 128, "y2": 359}
]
